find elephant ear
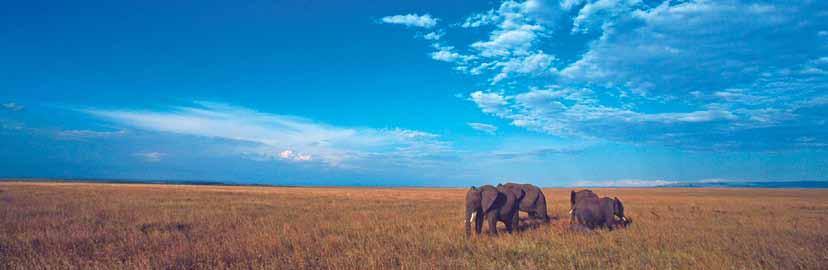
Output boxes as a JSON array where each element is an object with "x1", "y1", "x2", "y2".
[
  {"x1": 521, "y1": 186, "x2": 538, "y2": 204},
  {"x1": 481, "y1": 188, "x2": 499, "y2": 212},
  {"x1": 510, "y1": 187, "x2": 525, "y2": 201},
  {"x1": 518, "y1": 189, "x2": 526, "y2": 201},
  {"x1": 570, "y1": 190, "x2": 576, "y2": 206},
  {"x1": 614, "y1": 197, "x2": 624, "y2": 215}
]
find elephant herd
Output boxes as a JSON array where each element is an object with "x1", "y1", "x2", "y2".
[{"x1": 464, "y1": 183, "x2": 631, "y2": 236}]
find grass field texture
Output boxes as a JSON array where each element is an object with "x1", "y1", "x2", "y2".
[{"x1": 1, "y1": 182, "x2": 826, "y2": 269}]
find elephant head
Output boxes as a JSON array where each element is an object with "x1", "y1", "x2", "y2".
[
  {"x1": 611, "y1": 197, "x2": 631, "y2": 227},
  {"x1": 465, "y1": 185, "x2": 499, "y2": 236}
]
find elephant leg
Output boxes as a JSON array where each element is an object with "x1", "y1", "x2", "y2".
[
  {"x1": 604, "y1": 212, "x2": 616, "y2": 231},
  {"x1": 488, "y1": 214, "x2": 498, "y2": 235},
  {"x1": 475, "y1": 212, "x2": 484, "y2": 234},
  {"x1": 505, "y1": 215, "x2": 516, "y2": 234},
  {"x1": 538, "y1": 202, "x2": 550, "y2": 222}
]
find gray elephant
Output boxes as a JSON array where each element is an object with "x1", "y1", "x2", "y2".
[
  {"x1": 569, "y1": 189, "x2": 599, "y2": 214},
  {"x1": 499, "y1": 182, "x2": 550, "y2": 222},
  {"x1": 569, "y1": 190, "x2": 630, "y2": 230},
  {"x1": 464, "y1": 185, "x2": 520, "y2": 236}
]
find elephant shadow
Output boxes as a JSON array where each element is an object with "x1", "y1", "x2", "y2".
[{"x1": 515, "y1": 215, "x2": 558, "y2": 232}]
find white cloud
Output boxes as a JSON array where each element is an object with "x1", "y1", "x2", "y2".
[
  {"x1": 469, "y1": 91, "x2": 508, "y2": 115},
  {"x1": 2, "y1": 102, "x2": 23, "y2": 111},
  {"x1": 86, "y1": 102, "x2": 451, "y2": 167},
  {"x1": 461, "y1": 9, "x2": 499, "y2": 28},
  {"x1": 423, "y1": 32, "x2": 442, "y2": 41},
  {"x1": 381, "y1": 14, "x2": 438, "y2": 28},
  {"x1": 135, "y1": 152, "x2": 165, "y2": 162},
  {"x1": 57, "y1": 129, "x2": 126, "y2": 139},
  {"x1": 572, "y1": 179, "x2": 676, "y2": 187},
  {"x1": 492, "y1": 51, "x2": 556, "y2": 83},
  {"x1": 388, "y1": 0, "x2": 828, "y2": 151},
  {"x1": 431, "y1": 48, "x2": 461, "y2": 62},
  {"x1": 560, "y1": 0, "x2": 815, "y2": 99},
  {"x1": 278, "y1": 149, "x2": 312, "y2": 162},
  {"x1": 472, "y1": 24, "x2": 542, "y2": 57},
  {"x1": 383, "y1": 1, "x2": 564, "y2": 85},
  {"x1": 468, "y1": 122, "x2": 498, "y2": 134},
  {"x1": 570, "y1": 0, "x2": 641, "y2": 33},
  {"x1": 430, "y1": 45, "x2": 476, "y2": 63},
  {"x1": 470, "y1": 87, "x2": 752, "y2": 147}
]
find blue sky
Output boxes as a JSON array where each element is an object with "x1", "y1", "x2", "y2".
[{"x1": 1, "y1": 0, "x2": 827, "y2": 187}]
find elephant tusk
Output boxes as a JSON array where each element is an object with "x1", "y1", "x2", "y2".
[
  {"x1": 469, "y1": 212, "x2": 477, "y2": 223},
  {"x1": 568, "y1": 209, "x2": 573, "y2": 215}
]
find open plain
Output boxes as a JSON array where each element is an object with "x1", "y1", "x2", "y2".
[{"x1": 1, "y1": 181, "x2": 826, "y2": 269}]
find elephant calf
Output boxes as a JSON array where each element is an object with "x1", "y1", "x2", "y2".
[
  {"x1": 465, "y1": 185, "x2": 520, "y2": 236},
  {"x1": 569, "y1": 190, "x2": 631, "y2": 230}
]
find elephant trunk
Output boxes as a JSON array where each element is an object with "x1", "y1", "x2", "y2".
[{"x1": 465, "y1": 208, "x2": 475, "y2": 237}]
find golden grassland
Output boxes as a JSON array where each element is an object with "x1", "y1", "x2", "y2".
[{"x1": 1, "y1": 181, "x2": 826, "y2": 269}]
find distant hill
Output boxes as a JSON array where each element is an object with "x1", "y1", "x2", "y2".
[
  {"x1": 0, "y1": 178, "x2": 234, "y2": 186},
  {"x1": 659, "y1": 181, "x2": 828, "y2": 188}
]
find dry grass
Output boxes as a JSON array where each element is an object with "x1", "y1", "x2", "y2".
[{"x1": 1, "y1": 181, "x2": 826, "y2": 269}]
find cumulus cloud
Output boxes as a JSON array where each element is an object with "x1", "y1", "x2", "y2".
[
  {"x1": 381, "y1": 14, "x2": 438, "y2": 28},
  {"x1": 461, "y1": 9, "x2": 499, "y2": 28},
  {"x1": 431, "y1": 47, "x2": 462, "y2": 62},
  {"x1": 469, "y1": 91, "x2": 509, "y2": 115},
  {"x1": 85, "y1": 102, "x2": 452, "y2": 167},
  {"x1": 387, "y1": 1, "x2": 563, "y2": 85},
  {"x1": 569, "y1": 0, "x2": 642, "y2": 33},
  {"x1": 390, "y1": 0, "x2": 828, "y2": 151},
  {"x1": 278, "y1": 150, "x2": 312, "y2": 162},
  {"x1": 492, "y1": 51, "x2": 556, "y2": 83},
  {"x1": 468, "y1": 122, "x2": 498, "y2": 134}
]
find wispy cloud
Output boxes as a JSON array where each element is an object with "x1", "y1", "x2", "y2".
[
  {"x1": 57, "y1": 129, "x2": 126, "y2": 139},
  {"x1": 572, "y1": 179, "x2": 676, "y2": 187},
  {"x1": 2, "y1": 102, "x2": 24, "y2": 111},
  {"x1": 380, "y1": 14, "x2": 438, "y2": 28},
  {"x1": 85, "y1": 102, "x2": 453, "y2": 167},
  {"x1": 468, "y1": 122, "x2": 498, "y2": 134},
  {"x1": 388, "y1": 0, "x2": 828, "y2": 152},
  {"x1": 135, "y1": 151, "x2": 165, "y2": 162},
  {"x1": 493, "y1": 146, "x2": 584, "y2": 159},
  {"x1": 422, "y1": 31, "x2": 442, "y2": 41}
]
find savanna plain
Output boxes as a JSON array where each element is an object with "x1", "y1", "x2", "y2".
[{"x1": 0, "y1": 181, "x2": 826, "y2": 269}]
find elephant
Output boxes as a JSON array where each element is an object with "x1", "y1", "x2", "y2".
[
  {"x1": 464, "y1": 185, "x2": 520, "y2": 236},
  {"x1": 569, "y1": 190, "x2": 630, "y2": 230},
  {"x1": 499, "y1": 182, "x2": 550, "y2": 222},
  {"x1": 569, "y1": 189, "x2": 599, "y2": 214}
]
